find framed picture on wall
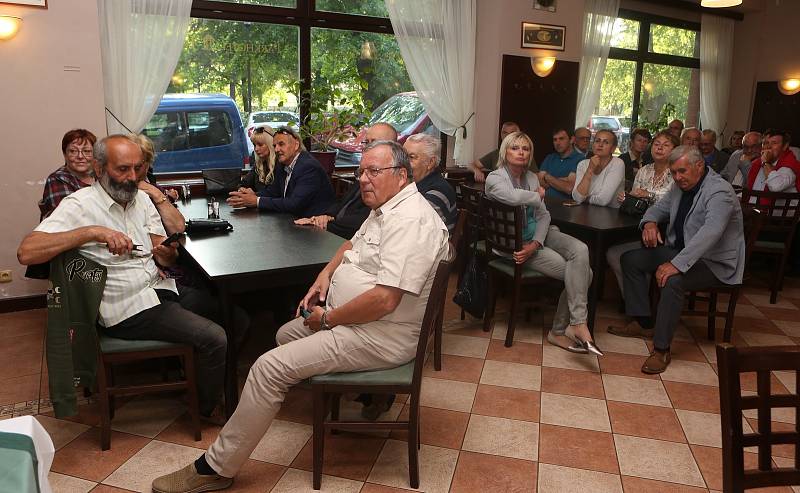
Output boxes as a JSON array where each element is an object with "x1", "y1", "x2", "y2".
[
  {"x1": 0, "y1": 0, "x2": 47, "y2": 7},
  {"x1": 521, "y1": 22, "x2": 565, "y2": 51}
]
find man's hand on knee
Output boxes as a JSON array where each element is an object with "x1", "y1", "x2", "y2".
[
  {"x1": 655, "y1": 261, "x2": 680, "y2": 288},
  {"x1": 642, "y1": 222, "x2": 663, "y2": 248}
]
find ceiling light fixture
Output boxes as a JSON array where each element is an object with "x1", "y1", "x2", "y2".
[
  {"x1": 700, "y1": 0, "x2": 743, "y2": 7},
  {"x1": 531, "y1": 56, "x2": 556, "y2": 77},
  {"x1": 0, "y1": 15, "x2": 22, "y2": 41},
  {"x1": 778, "y1": 79, "x2": 800, "y2": 96}
]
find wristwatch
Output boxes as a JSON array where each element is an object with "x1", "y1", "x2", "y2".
[{"x1": 320, "y1": 310, "x2": 332, "y2": 330}]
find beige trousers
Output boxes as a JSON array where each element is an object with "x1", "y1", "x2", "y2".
[{"x1": 206, "y1": 317, "x2": 407, "y2": 477}]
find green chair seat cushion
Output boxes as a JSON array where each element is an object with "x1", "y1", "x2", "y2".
[
  {"x1": 488, "y1": 257, "x2": 549, "y2": 279},
  {"x1": 311, "y1": 359, "x2": 415, "y2": 386},
  {"x1": 98, "y1": 334, "x2": 186, "y2": 354},
  {"x1": 754, "y1": 240, "x2": 784, "y2": 251}
]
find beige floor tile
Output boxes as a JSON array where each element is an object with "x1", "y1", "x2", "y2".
[
  {"x1": 744, "y1": 293, "x2": 798, "y2": 309},
  {"x1": 738, "y1": 331, "x2": 795, "y2": 347},
  {"x1": 729, "y1": 304, "x2": 767, "y2": 319},
  {"x1": 102, "y1": 439, "x2": 204, "y2": 492},
  {"x1": 676, "y1": 410, "x2": 727, "y2": 447},
  {"x1": 109, "y1": 395, "x2": 186, "y2": 438},
  {"x1": 48, "y1": 472, "x2": 96, "y2": 493},
  {"x1": 419, "y1": 377, "x2": 476, "y2": 413},
  {"x1": 461, "y1": 414, "x2": 539, "y2": 461},
  {"x1": 614, "y1": 435, "x2": 705, "y2": 487},
  {"x1": 774, "y1": 370, "x2": 797, "y2": 393},
  {"x1": 541, "y1": 344, "x2": 600, "y2": 373},
  {"x1": 537, "y1": 463, "x2": 622, "y2": 493},
  {"x1": 271, "y1": 468, "x2": 363, "y2": 493},
  {"x1": 441, "y1": 333, "x2": 490, "y2": 359},
  {"x1": 479, "y1": 360, "x2": 541, "y2": 391},
  {"x1": 696, "y1": 340, "x2": 717, "y2": 364},
  {"x1": 660, "y1": 360, "x2": 719, "y2": 387},
  {"x1": 593, "y1": 331, "x2": 650, "y2": 356},
  {"x1": 250, "y1": 418, "x2": 313, "y2": 466},
  {"x1": 491, "y1": 321, "x2": 544, "y2": 345},
  {"x1": 774, "y1": 320, "x2": 800, "y2": 337},
  {"x1": 35, "y1": 415, "x2": 90, "y2": 451},
  {"x1": 540, "y1": 392, "x2": 611, "y2": 432},
  {"x1": 367, "y1": 439, "x2": 458, "y2": 493},
  {"x1": 601, "y1": 374, "x2": 672, "y2": 407}
]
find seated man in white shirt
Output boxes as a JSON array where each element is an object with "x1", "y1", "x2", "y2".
[
  {"x1": 152, "y1": 140, "x2": 449, "y2": 493},
  {"x1": 17, "y1": 135, "x2": 227, "y2": 420},
  {"x1": 745, "y1": 129, "x2": 800, "y2": 200}
]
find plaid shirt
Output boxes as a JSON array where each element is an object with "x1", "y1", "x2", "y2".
[{"x1": 38, "y1": 166, "x2": 91, "y2": 220}]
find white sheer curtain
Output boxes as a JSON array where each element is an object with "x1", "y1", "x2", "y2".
[
  {"x1": 385, "y1": 0, "x2": 476, "y2": 165},
  {"x1": 700, "y1": 14, "x2": 734, "y2": 145},
  {"x1": 575, "y1": 0, "x2": 620, "y2": 129},
  {"x1": 97, "y1": 0, "x2": 192, "y2": 134}
]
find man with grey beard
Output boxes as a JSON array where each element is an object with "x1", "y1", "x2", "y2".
[{"x1": 17, "y1": 134, "x2": 227, "y2": 420}]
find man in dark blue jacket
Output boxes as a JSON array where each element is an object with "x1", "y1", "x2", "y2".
[{"x1": 227, "y1": 126, "x2": 334, "y2": 217}]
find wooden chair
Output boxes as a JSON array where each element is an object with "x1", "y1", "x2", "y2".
[
  {"x1": 456, "y1": 185, "x2": 486, "y2": 320},
  {"x1": 740, "y1": 189, "x2": 800, "y2": 303},
  {"x1": 480, "y1": 196, "x2": 557, "y2": 347},
  {"x1": 309, "y1": 260, "x2": 453, "y2": 490},
  {"x1": 716, "y1": 343, "x2": 800, "y2": 492},
  {"x1": 682, "y1": 208, "x2": 763, "y2": 342},
  {"x1": 433, "y1": 210, "x2": 467, "y2": 371},
  {"x1": 95, "y1": 335, "x2": 201, "y2": 450}
]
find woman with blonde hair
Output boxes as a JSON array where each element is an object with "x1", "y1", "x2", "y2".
[{"x1": 241, "y1": 125, "x2": 276, "y2": 193}]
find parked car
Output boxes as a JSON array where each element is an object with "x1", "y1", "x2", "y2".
[
  {"x1": 245, "y1": 110, "x2": 299, "y2": 154},
  {"x1": 329, "y1": 92, "x2": 439, "y2": 168},
  {"x1": 143, "y1": 93, "x2": 249, "y2": 174},
  {"x1": 588, "y1": 115, "x2": 630, "y2": 153}
]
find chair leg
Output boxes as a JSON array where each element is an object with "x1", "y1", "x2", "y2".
[
  {"x1": 774, "y1": 253, "x2": 789, "y2": 304},
  {"x1": 724, "y1": 289, "x2": 740, "y2": 343},
  {"x1": 183, "y1": 351, "x2": 202, "y2": 442},
  {"x1": 707, "y1": 292, "x2": 718, "y2": 341},
  {"x1": 96, "y1": 356, "x2": 111, "y2": 451},
  {"x1": 505, "y1": 280, "x2": 521, "y2": 348},
  {"x1": 483, "y1": 272, "x2": 498, "y2": 333},
  {"x1": 434, "y1": 310, "x2": 443, "y2": 371},
  {"x1": 407, "y1": 395, "x2": 420, "y2": 489},
  {"x1": 312, "y1": 387, "x2": 326, "y2": 491},
  {"x1": 105, "y1": 363, "x2": 116, "y2": 421},
  {"x1": 688, "y1": 292, "x2": 696, "y2": 310}
]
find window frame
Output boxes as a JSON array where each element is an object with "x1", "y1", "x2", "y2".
[{"x1": 608, "y1": 9, "x2": 701, "y2": 128}]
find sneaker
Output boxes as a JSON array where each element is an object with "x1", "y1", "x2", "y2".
[
  {"x1": 608, "y1": 321, "x2": 654, "y2": 339},
  {"x1": 641, "y1": 349, "x2": 671, "y2": 374},
  {"x1": 547, "y1": 330, "x2": 588, "y2": 353},
  {"x1": 152, "y1": 463, "x2": 233, "y2": 493}
]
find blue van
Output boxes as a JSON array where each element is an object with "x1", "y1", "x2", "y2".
[{"x1": 143, "y1": 93, "x2": 249, "y2": 174}]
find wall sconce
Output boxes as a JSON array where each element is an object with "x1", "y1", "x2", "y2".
[
  {"x1": 531, "y1": 56, "x2": 556, "y2": 77},
  {"x1": 0, "y1": 15, "x2": 21, "y2": 41},
  {"x1": 778, "y1": 79, "x2": 800, "y2": 96},
  {"x1": 700, "y1": 0, "x2": 742, "y2": 7}
]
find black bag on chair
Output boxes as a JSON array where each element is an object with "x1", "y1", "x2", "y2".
[
  {"x1": 452, "y1": 243, "x2": 487, "y2": 318},
  {"x1": 202, "y1": 168, "x2": 242, "y2": 195},
  {"x1": 620, "y1": 193, "x2": 649, "y2": 216}
]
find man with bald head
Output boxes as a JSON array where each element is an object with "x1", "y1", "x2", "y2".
[
  {"x1": 573, "y1": 127, "x2": 593, "y2": 157},
  {"x1": 680, "y1": 127, "x2": 702, "y2": 148},
  {"x1": 295, "y1": 122, "x2": 397, "y2": 238},
  {"x1": 470, "y1": 121, "x2": 535, "y2": 182},
  {"x1": 721, "y1": 131, "x2": 762, "y2": 183}
]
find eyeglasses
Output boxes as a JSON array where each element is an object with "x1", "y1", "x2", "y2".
[
  {"x1": 67, "y1": 148, "x2": 93, "y2": 157},
  {"x1": 274, "y1": 127, "x2": 298, "y2": 139},
  {"x1": 354, "y1": 166, "x2": 402, "y2": 179},
  {"x1": 253, "y1": 127, "x2": 274, "y2": 136}
]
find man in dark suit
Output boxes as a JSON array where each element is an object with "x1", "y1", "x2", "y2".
[
  {"x1": 227, "y1": 126, "x2": 334, "y2": 217},
  {"x1": 608, "y1": 145, "x2": 745, "y2": 374},
  {"x1": 700, "y1": 129, "x2": 730, "y2": 174},
  {"x1": 294, "y1": 122, "x2": 397, "y2": 239}
]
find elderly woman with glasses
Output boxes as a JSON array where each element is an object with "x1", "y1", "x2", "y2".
[
  {"x1": 485, "y1": 131, "x2": 602, "y2": 356},
  {"x1": 572, "y1": 129, "x2": 625, "y2": 208},
  {"x1": 240, "y1": 125, "x2": 277, "y2": 194},
  {"x1": 38, "y1": 129, "x2": 98, "y2": 220}
]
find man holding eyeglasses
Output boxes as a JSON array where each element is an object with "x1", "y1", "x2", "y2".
[
  {"x1": 153, "y1": 140, "x2": 448, "y2": 493},
  {"x1": 227, "y1": 126, "x2": 334, "y2": 217},
  {"x1": 721, "y1": 131, "x2": 762, "y2": 184}
]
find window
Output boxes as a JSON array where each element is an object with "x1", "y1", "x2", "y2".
[{"x1": 597, "y1": 10, "x2": 701, "y2": 141}]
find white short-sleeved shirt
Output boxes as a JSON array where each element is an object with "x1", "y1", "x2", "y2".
[
  {"x1": 326, "y1": 183, "x2": 449, "y2": 359},
  {"x1": 35, "y1": 183, "x2": 176, "y2": 327}
]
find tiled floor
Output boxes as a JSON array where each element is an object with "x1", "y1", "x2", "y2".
[{"x1": 1, "y1": 272, "x2": 800, "y2": 492}]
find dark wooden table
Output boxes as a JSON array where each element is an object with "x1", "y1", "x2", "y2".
[{"x1": 177, "y1": 198, "x2": 344, "y2": 416}]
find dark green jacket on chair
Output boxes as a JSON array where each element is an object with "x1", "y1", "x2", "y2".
[{"x1": 47, "y1": 250, "x2": 106, "y2": 417}]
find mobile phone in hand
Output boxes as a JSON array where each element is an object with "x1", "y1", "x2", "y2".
[
  {"x1": 562, "y1": 200, "x2": 579, "y2": 207},
  {"x1": 300, "y1": 307, "x2": 312, "y2": 319},
  {"x1": 160, "y1": 232, "x2": 184, "y2": 246}
]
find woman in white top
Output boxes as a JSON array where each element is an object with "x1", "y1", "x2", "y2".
[
  {"x1": 606, "y1": 130, "x2": 679, "y2": 296},
  {"x1": 572, "y1": 129, "x2": 625, "y2": 208}
]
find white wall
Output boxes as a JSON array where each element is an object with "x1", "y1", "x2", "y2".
[{"x1": 0, "y1": 0, "x2": 106, "y2": 299}]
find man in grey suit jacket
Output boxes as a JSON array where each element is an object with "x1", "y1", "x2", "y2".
[{"x1": 609, "y1": 145, "x2": 745, "y2": 374}]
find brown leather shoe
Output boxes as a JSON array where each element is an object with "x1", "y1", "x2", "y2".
[
  {"x1": 608, "y1": 321, "x2": 654, "y2": 339},
  {"x1": 641, "y1": 349, "x2": 671, "y2": 374}
]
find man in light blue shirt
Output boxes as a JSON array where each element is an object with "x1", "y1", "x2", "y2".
[{"x1": 538, "y1": 128, "x2": 585, "y2": 200}]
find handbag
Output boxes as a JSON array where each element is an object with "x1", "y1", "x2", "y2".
[
  {"x1": 202, "y1": 168, "x2": 242, "y2": 195},
  {"x1": 620, "y1": 193, "x2": 649, "y2": 216},
  {"x1": 452, "y1": 241, "x2": 487, "y2": 318},
  {"x1": 186, "y1": 218, "x2": 234, "y2": 233}
]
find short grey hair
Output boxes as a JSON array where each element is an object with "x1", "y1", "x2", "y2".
[
  {"x1": 94, "y1": 134, "x2": 139, "y2": 168},
  {"x1": 701, "y1": 129, "x2": 717, "y2": 142},
  {"x1": 363, "y1": 139, "x2": 413, "y2": 181},
  {"x1": 668, "y1": 145, "x2": 703, "y2": 165},
  {"x1": 405, "y1": 133, "x2": 441, "y2": 166}
]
